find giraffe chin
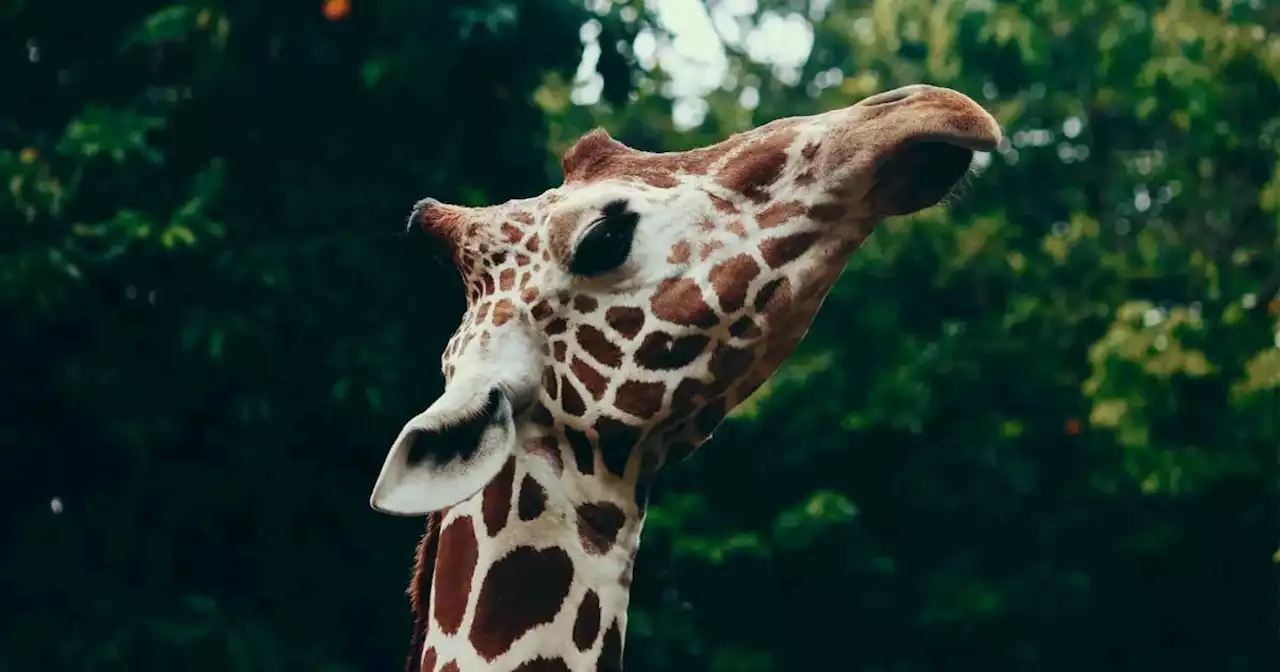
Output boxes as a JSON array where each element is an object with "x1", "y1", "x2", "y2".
[
  {"x1": 870, "y1": 140, "x2": 977, "y2": 218},
  {"x1": 369, "y1": 384, "x2": 517, "y2": 516}
]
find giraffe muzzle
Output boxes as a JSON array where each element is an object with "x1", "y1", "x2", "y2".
[{"x1": 823, "y1": 84, "x2": 1002, "y2": 218}]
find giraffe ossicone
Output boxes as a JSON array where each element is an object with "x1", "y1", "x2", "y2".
[{"x1": 368, "y1": 84, "x2": 1001, "y2": 672}]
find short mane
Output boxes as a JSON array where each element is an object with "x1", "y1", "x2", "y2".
[{"x1": 404, "y1": 511, "x2": 442, "y2": 672}]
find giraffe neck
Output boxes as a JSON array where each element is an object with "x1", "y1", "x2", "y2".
[{"x1": 413, "y1": 430, "x2": 648, "y2": 672}]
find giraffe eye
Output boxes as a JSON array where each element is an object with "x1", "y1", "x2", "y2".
[{"x1": 569, "y1": 200, "x2": 639, "y2": 277}]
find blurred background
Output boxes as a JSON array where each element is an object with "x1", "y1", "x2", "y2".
[{"x1": 2, "y1": 0, "x2": 1277, "y2": 670}]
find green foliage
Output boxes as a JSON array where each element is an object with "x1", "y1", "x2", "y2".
[{"x1": 2, "y1": 1, "x2": 1277, "y2": 671}]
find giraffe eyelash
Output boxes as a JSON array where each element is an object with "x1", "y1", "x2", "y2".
[{"x1": 568, "y1": 200, "x2": 639, "y2": 277}]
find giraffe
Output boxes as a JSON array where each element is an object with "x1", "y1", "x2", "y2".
[{"x1": 369, "y1": 84, "x2": 1001, "y2": 672}]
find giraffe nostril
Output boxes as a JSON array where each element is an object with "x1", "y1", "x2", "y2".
[{"x1": 858, "y1": 86, "x2": 920, "y2": 108}]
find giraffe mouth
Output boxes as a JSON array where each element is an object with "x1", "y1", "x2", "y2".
[{"x1": 870, "y1": 140, "x2": 976, "y2": 218}]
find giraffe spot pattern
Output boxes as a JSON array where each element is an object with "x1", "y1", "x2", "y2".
[
  {"x1": 576, "y1": 502, "x2": 626, "y2": 555},
  {"x1": 492, "y1": 298, "x2": 515, "y2": 326},
  {"x1": 517, "y1": 474, "x2": 546, "y2": 521},
  {"x1": 757, "y1": 200, "x2": 807, "y2": 228},
  {"x1": 729, "y1": 315, "x2": 758, "y2": 338},
  {"x1": 600, "y1": 620, "x2": 623, "y2": 672},
  {"x1": 595, "y1": 416, "x2": 639, "y2": 478},
  {"x1": 422, "y1": 647, "x2": 437, "y2": 672},
  {"x1": 570, "y1": 356, "x2": 609, "y2": 401},
  {"x1": 481, "y1": 457, "x2": 515, "y2": 537},
  {"x1": 499, "y1": 268, "x2": 516, "y2": 290},
  {"x1": 469, "y1": 545, "x2": 574, "y2": 661},
  {"x1": 708, "y1": 193, "x2": 739, "y2": 214},
  {"x1": 716, "y1": 129, "x2": 795, "y2": 202},
  {"x1": 698, "y1": 239, "x2": 725, "y2": 261},
  {"x1": 576, "y1": 325, "x2": 623, "y2": 368},
  {"x1": 604, "y1": 306, "x2": 645, "y2": 339},
  {"x1": 572, "y1": 295, "x2": 598, "y2": 313},
  {"x1": 565, "y1": 426, "x2": 594, "y2": 475},
  {"x1": 667, "y1": 240, "x2": 691, "y2": 264},
  {"x1": 708, "y1": 253, "x2": 761, "y2": 313},
  {"x1": 759, "y1": 230, "x2": 821, "y2": 269},
  {"x1": 433, "y1": 515, "x2": 478, "y2": 636},
  {"x1": 542, "y1": 366, "x2": 558, "y2": 400},
  {"x1": 670, "y1": 377, "x2": 709, "y2": 420},
  {"x1": 572, "y1": 590, "x2": 602, "y2": 651},
  {"x1": 614, "y1": 379, "x2": 666, "y2": 419},
  {"x1": 560, "y1": 374, "x2": 585, "y2": 415},
  {"x1": 756, "y1": 276, "x2": 793, "y2": 323},
  {"x1": 531, "y1": 300, "x2": 553, "y2": 320},
  {"x1": 634, "y1": 332, "x2": 709, "y2": 371},
  {"x1": 439, "y1": 662, "x2": 459, "y2": 672},
  {"x1": 552, "y1": 340, "x2": 568, "y2": 362},
  {"x1": 708, "y1": 344, "x2": 754, "y2": 387},
  {"x1": 650, "y1": 277, "x2": 717, "y2": 328},
  {"x1": 512, "y1": 659, "x2": 572, "y2": 672},
  {"x1": 808, "y1": 202, "x2": 845, "y2": 223}
]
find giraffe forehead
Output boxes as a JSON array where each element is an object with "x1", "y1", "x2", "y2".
[{"x1": 446, "y1": 116, "x2": 816, "y2": 258}]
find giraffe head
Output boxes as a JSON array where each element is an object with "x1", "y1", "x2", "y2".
[{"x1": 371, "y1": 85, "x2": 1000, "y2": 515}]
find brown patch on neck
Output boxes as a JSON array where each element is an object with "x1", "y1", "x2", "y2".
[
  {"x1": 600, "y1": 620, "x2": 624, "y2": 672},
  {"x1": 716, "y1": 128, "x2": 797, "y2": 203},
  {"x1": 434, "y1": 515, "x2": 480, "y2": 635},
  {"x1": 482, "y1": 456, "x2": 517, "y2": 537},
  {"x1": 576, "y1": 501, "x2": 627, "y2": 555},
  {"x1": 469, "y1": 545, "x2": 575, "y2": 660},
  {"x1": 406, "y1": 512, "x2": 443, "y2": 672}
]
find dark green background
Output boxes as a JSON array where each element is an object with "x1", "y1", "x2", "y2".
[{"x1": 2, "y1": 1, "x2": 1277, "y2": 670}]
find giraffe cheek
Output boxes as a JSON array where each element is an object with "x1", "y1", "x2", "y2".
[
  {"x1": 649, "y1": 277, "x2": 717, "y2": 329},
  {"x1": 708, "y1": 253, "x2": 762, "y2": 314}
]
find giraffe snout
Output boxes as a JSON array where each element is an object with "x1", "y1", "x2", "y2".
[
  {"x1": 815, "y1": 85, "x2": 1002, "y2": 217},
  {"x1": 855, "y1": 84, "x2": 1003, "y2": 152}
]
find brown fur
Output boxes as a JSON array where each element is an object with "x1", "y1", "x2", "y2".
[{"x1": 406, "y1": 512, "x2": 443, "y2": 672}]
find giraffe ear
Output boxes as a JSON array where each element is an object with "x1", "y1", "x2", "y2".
[{"x1": 369, "y1": 383, "x2": 516, "y2": 516}]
